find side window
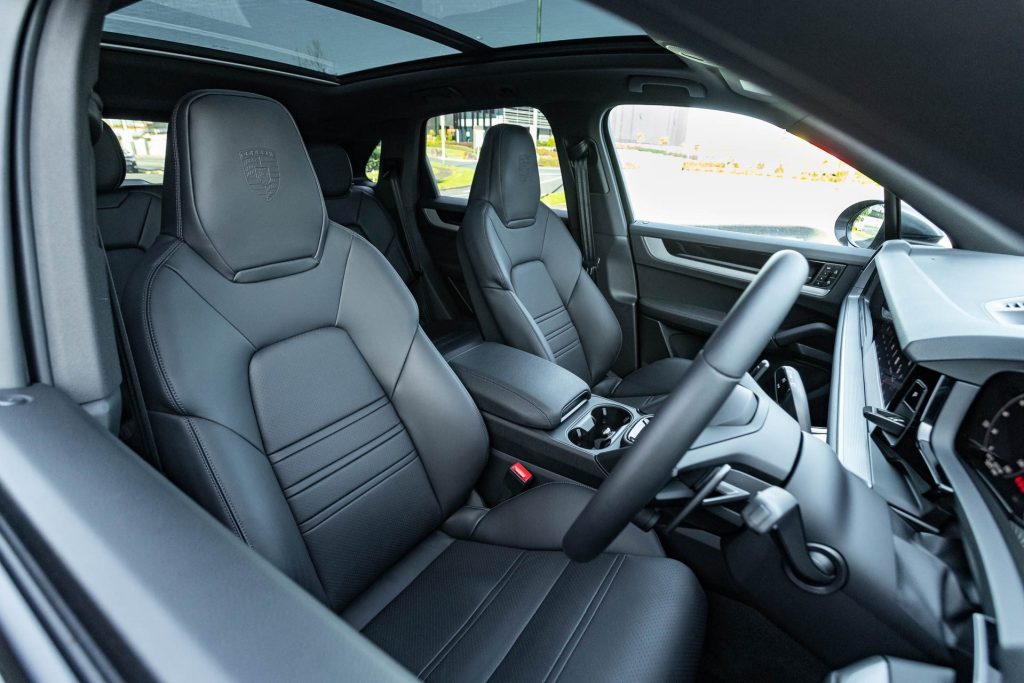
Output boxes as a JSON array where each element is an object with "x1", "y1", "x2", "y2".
[
  {"x1": 365, "y1": 141, "x2": 381, "y2": 182},
  {"x1": 424, "y1": 107, "x2": 565, "y2": 210},
  {"x1": 102, "y1": 118, "x2": 168, "y2": 185},
  {"x1": 607, "y1": 105, "x2": 882, "y2": 246}
]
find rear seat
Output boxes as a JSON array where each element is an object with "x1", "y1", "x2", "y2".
[
  {"x1": 307, "y1": 143, "x2": 481, "y2": 358},
  {"x1": 93, "y1": 125, "x2": 479, "y2": 358},
  {"x1": 93, "y1": 121, "x2": 161, "y2": 296}
]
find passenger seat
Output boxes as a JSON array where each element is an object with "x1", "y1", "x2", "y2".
[
  {"x1": 307, "y1": 143, "x2": 480, "y2": 358},
  {"x1": 93, "y1": 120, "x2": 161, "y2": 295}
]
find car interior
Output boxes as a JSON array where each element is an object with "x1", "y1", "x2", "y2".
[{"x1": 1, "y1": 1, "x2": 1023, "y2": 681}]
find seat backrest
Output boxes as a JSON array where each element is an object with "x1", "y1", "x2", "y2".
[
  {"x1": 94, "y1": 121, "x2": 161, "y2": 295},
  {"x1": 457, "y1": 124, "x2": 622, "y2": 387},
  {"x1": 122, "y1": 90, "x2": 488, "y2": 611},
  {"x1": 307, "y1": 144, "x2": 414, "y2": 284}
]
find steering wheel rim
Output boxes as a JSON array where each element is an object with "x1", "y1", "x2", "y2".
[{"x1": 563, "y1": 249, "x2": 810, "y2": 562}]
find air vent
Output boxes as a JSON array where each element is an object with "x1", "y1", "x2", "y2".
[{"x1": 985, "y1": 297, "x2": 1024, "y2": 325}]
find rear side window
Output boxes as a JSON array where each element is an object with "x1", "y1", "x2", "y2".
[
  {"x1": 607, "y1": 105, "x2": 883, "y2": 245},
  {"x1": 103, "y1": 118, "x2": 167, "y2": 185},
  {"x1": 424, "y1": 107, "x2": 565, "y2": 210},
  {"x1": 365, "y1": 141, "x2": 381, "y2": 182}
]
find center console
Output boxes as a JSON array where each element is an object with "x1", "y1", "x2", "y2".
[{"x1": 449, "y1": 342, "x2": 653, "y2": 489}]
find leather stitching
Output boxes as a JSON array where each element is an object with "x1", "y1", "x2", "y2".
[
  {"x1": 485, "y1": 557, "x2": 573, "y2": 681},
  {"x1": 184, "y1": 416, "x2": 252, "y2": 548},
  {"x1": 300, "y1": 452, "x2": 419, "y2": 533},
  {"x1": 553, "y1": 339, "x2": 582, "y2": 359},
  {"x1": 468, "y1": 481, "x2": 597, "y2": 540},
  {"x1": 544, "y1": 554, "x2": 625, "y2": 683},
  {"x1": 163, "y1": 267, "x2": 257, "y2": 349},
  {"x1": 143, "y1": 240, "x2": 186, "y2": 413},
  {"x1": 564, "y1": 268, "x2": 598, "y2": 382},
  {"x1": 282, "y1": 424, "x2": 406, "y2": 499},
  {"x1": 151, "y1": 410, "x2": 263, "y2": 454},
  {"x1": 454, "y1": 365, "x2": 550, "y2": 426},
  {"x1": 269, "y1": 396, "x2": 389, "y2": 462},
  {"x1": 418, "y1": 550, "x2": 528, "y2": 679}
]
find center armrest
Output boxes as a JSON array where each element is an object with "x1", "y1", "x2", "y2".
[{"x1": 449, "y1": 343, "x2": 590, "y2": 430}]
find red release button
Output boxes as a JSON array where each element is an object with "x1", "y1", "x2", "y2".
[{"x1": 509, "y1": 462, "x2": 533, "y2": 484}]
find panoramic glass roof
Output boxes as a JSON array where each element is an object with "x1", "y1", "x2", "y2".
[
  {"x1": 380, "y1": 0, "x2": 639, "y2": 48},
  {"x1": 104, "y1": 0, "x2": 642, "y2": 77}
]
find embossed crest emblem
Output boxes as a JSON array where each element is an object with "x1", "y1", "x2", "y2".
[
  {"x1": 517, "y1": 153, "x2": 531, "y2": 180},
  {"x1": 240, "y1": 148, "x2": 280, "y2": 200}
]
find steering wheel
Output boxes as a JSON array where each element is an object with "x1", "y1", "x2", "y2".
[{"x1": 563, "y1": 249, "x2": 809, "y2": 562}]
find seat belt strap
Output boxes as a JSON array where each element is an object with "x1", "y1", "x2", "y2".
[
  {"x1": 380, "y1": 163, "x2": 425, "y2": 279},
  {"x1": 101, "y1": 247, "x2": 162, "y2": 471},
  {"x1": 568, "y1": 139, "x2": 599, "y2": 277},
  {"x1": 378, "y1": 161, "x2": 462, "y2": 322}
]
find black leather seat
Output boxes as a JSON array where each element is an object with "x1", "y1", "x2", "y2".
[
  {"x1": 457, "y1": 125, "x2": 693, "y2": 413},
  {"x1": 307, "y1": 143, "x2": 481, "y2": 359},
  {"x1": 121, "y1": 90, "x2": 705, "y2": 681},
  {"x1": 94, "y1": 120, "x2": 161, "y2": 295}
]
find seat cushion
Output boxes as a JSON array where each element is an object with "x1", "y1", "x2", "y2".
[
  {"x1": 596, "y1": 357, "x2": 693, "y2": 414},
  {"x1": 357, "y1": 537, "x2": 705, "y2": 682},
  {"x1": 344, "y1": 482, "x2": 706, "y2": 681},
  {"x1": 442, "y1": 482, "x2": 664, "y2": 557}
]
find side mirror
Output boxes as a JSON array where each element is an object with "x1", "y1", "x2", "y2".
[
  {"x1": 834, "y1": 200, "x2": 885, "y2": 249},
  {"x1": 900, "y1": 203, "x2": 952, "y2": 247}
]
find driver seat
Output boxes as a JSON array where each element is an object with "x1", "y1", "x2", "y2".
[{"x1": 120, "y1": 90, "x2": 705, "y2": 681}]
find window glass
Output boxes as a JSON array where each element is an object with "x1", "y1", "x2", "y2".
[
  {"x1": 425, "y1": 107, "x2": 565, "y2": 210},
  {"x1": 103, "y1": 118, "x2": 168, "y2": 185},
  {"x1": 608, "y1": 105, "x2": 883, "y2": 245},
  {"x1": 380, "y1": 0, "x2": 640, "y2": 48},
  {"x1": 365, "y1": 141, "x2": 381, "y2": 183},
  {"x1": 104, "y1": 0, "x2": 456, "y2": 76}
]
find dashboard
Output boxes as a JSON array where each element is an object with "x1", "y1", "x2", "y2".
[
  {"x1": 830, "y1": 240, "x2": 1024, "y2": 675},
  {"x1": 868, "y1": 291, "x2": 913, "y2": 406},
  {"x1": 957, "y1": 373, "x2": 1024, "y2": 520}
]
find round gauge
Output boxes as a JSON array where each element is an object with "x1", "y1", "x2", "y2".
[{"x1": 978, "y1": 393, "x2": 1024, "y2": 479}]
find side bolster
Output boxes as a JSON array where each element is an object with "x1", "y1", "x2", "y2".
[
  {"x1": 391, "y1": 329, "x2": 489, "y2": 517},
  {"x1": 338, "y1": 237, "x2": 489, "y2": 518},
  {"x1": 565, "y1": 271, "x2": 623, "y2": 385},
  {"x1": 541, "y1": 209, "x2": 622, "y2": 385},
  {"x1": 150, "y1": 412, "x2": 327, "y2": 601}
]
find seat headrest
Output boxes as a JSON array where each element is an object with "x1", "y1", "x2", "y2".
[
  {"x1": 307, "y1": 144, "x2": 353, "y2": 198},
  {"x1": 468, "y1": 124, "x2": 541, "y2": 228},
  {"x1": 94, "y1": 122, "x2": 127, "y2": 192},
  {"x1": 88, "y1": 92, "x2": 104, "y2": 145},
  {"x1": 162, "y1": 90, "x2": 327, "y2": 283}
]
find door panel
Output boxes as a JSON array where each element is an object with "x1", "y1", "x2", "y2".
[
  {"x1": 630, "y1": 222, "x2": 871, "y2": 425},
  {"x1": 419, "y1": 196, "x2": 467, "y2": 283}
]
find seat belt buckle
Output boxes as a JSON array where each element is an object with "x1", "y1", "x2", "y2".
[
  {"x1": 583, "y1": 257, "x2": 600, "y2": 276},
  {"x1": 505, "y1": 462, "x2": 534, "y2": 494}
]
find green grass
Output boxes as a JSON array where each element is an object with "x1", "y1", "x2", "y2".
[
  {"x1": 429, "y1": 161, "x2": 475, "y2": 191},
  {"x1": 540, "y1": 190, "x2": 567, "y2": 210}
]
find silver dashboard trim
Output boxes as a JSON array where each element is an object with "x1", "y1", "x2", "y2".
[
  {"x1": 929, "y1": 382, "x2": 1024, "y2": 674},
  {"x1": 827, "y1": 264, "x2": 875, "y2": 485},
  {"x1": 641, "y1": 236, "x2": 830, "y2": 297}
]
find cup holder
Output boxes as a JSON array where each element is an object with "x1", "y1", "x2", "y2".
[{"x1": 568, "y1": 405, "x2": 632, "y2": 450}]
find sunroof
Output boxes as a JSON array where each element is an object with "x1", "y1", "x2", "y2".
[
  {"x1": 104, "y1": 0, "x2": 458, "y2": 76},
  {"x1": 104, "y1": 0, "x2": 644, "y2": 77},
  {"x1": 380, "y1": 0, "x2": 640, "y2": 48}
]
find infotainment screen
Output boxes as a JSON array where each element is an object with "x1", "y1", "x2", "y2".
[{"x1": 869, "y1": 286, "x2": 913, "y2": 406}]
